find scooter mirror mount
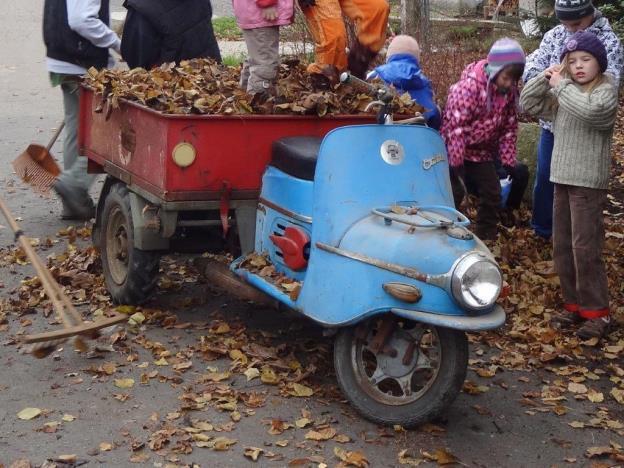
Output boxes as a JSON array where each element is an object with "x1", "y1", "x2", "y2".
[
  {"x1": 339, "y1": 72, "x2": 395, "y2": 125},
  {"x1": 339, "y1": 72, "x2": 394, "y2": 104}
]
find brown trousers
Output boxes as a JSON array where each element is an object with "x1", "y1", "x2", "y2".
[
  {"x1": 451, "y1": 161, "x2": 501, "y2": 240},
  {"x1": 553, "y1": 184, "x2": 609, "y2": 312}
]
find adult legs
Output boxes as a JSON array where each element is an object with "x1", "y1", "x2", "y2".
[{"x1": 531, "y1": 128, "x2": 554, "y2": 239}]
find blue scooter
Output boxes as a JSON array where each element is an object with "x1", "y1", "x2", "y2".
[{"x1": 229, "y1": 74, "x2": 506, "y2": 427}]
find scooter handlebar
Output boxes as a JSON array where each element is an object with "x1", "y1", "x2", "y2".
[{"x1": 339, "y1": 72, "x2": 394, "y2": 103}]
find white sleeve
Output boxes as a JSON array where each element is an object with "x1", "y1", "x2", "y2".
[{"x1": 66, "y1": 0, "x2": 121, "y2": 52}]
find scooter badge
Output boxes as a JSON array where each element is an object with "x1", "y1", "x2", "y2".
[{"x1": 380, "y1": 140, "x2": 404, "y2": 165}]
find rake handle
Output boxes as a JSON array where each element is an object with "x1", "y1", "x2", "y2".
[
  {"x1": 46, "y1": 121, "x2": 65, "y2": 153},
  {"x1": 0, "y1": 195, "x2": 77, "y2": 328}
]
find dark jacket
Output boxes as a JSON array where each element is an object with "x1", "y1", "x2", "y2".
[
  {"x1": 121, "y1": 0, "x2": 221, "y2": 69},
  {"x1": 43, "y1": 0, "x2": 110, "y2": 69}
]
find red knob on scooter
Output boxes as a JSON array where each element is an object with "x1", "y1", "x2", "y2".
[{"x1": 269, "y1": 227, "x2": 309, "y2": 271}]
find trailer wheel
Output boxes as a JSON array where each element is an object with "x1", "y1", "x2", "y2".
[
  {"x1": 334, "y1": 317, "x2": 467, "y2": 428},
  {"x1": 100, "y1": 183, "x2": 160, "y2": 305}
]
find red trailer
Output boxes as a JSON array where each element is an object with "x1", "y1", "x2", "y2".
[{"x1": 78, "y1": 86, "x2": 373, "y2": 304}]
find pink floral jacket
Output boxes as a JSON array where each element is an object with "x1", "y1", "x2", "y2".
[{"x1": 440, "y1": 59, "x2": 519, "y2": 168}]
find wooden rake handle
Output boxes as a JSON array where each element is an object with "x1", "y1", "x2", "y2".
[{"x1": 46, "y1": 121, "x2": 65, "y2": 153}]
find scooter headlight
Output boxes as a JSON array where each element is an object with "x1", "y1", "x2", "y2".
[{"x1": 451, "y1": 253, "x2": 502, "y2": 311}]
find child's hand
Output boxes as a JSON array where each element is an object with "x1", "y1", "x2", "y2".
[
  {"x1": 544, "y1": 64, "x2": 562, "y2": 81},
  {"x1": 548, "y1": 69, "x2": 563, "y2": 88},
  {"x1": 261, "y1": 6, "x2": 278, "y2": 21}
]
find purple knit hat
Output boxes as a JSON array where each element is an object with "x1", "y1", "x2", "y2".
[
  {"x1": 560, "y1": 30, "x2": 608, "y2": 72},
  {"x1": 486, "y1": 38, "x2": 526, "y2": 79}
]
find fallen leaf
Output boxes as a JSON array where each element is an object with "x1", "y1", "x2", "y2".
[
  {"x1": 287, "y1": 382, "x2": 314, "y2": 397},
  {"x1": 568, "y1": 382, "x2": 588, "y2": 394},
  {"x1": 244, "y1": 367, "x2": 260, "y2": 381},
  {"x1": 212, "y1": 436, "x2": 237, "y2": 451},
  {"x1": 611, "y1": 387, "x2": 624, "y2": 404},
  {"x1": 205, "y1": 371, "x2": 230, "y2": 382},
  {"x1": 114, "y1": 378, "x2": 135, "y2": 389},
  {"x1": 260, "y1": 366, "x2": 279, "y2": 385},
  {"x1": 17, "y1": 408, "x2": 42, "y2": 420},
  {"x1": 305, "y1": 427, "x2": 336, "y2": 441},
  {"x1": 398, "y1": 449, "x2": 423, "y2": 466},
  {"x1": 587, "y1": 388, "x2": 604, "y2": 403},
  {"x1": 99, "y1": 442, "x2": 113, "y2": 452},
  {"x1": 334, "y1": 446, "x2": 369, "y2": 467},
  {"x1": 62, "y1": 414, "x2": 76, "y2": 422},
  {"x1": 585, "y1": 446, "x2": 614, "y2": 458},
  {"x1": 295, "y1": 417, "x2": 312, "y2": 428},
  {"x1": 244, "y1": 446, "x2": 264, "y2": 461},
  {"x1": 128, "y1": 312, "x2": 145, "y2": 326}
]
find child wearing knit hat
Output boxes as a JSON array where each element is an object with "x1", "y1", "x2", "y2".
[
  {"x1": 520, "y1": 31, "x2": 618, "y2": 340},
  {"x1": 522, "y1": 0, "x2": 623, "y2": 240},
  {"x1": 440, "y1": 38, "x2": 525, "y2": 240},
  {"x1": 367, "y1": 35, "x2": 441, "y2": 129}
]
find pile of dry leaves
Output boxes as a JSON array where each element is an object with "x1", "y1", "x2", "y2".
[{"x1": 84, "y1": 59, "x2": 423, "y2": 117}]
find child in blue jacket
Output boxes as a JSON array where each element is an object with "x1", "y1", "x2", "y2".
[{"x1": 368, "y1": 35, "x2": 441, "y2": 129}]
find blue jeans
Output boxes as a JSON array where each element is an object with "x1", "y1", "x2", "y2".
[{"x1": 531, "y1": 128, "x2": 554, "y2": 239}]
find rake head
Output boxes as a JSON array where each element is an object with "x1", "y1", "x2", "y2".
[{"x1": 12, "y1": 144, "x2": 61, "y2": 194}]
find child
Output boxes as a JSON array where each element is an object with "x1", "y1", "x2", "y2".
[
  {"x1": 367, "y1": 35, "x2": 441, "y2": 129},
  {"x1": 522, "y1": 0, "x2": 623, "y2": 240},
  {"x1": 232, "y1": 0, "x2": 293, "y2": 96},
  {"x1": 440, "y1": 38, "x2": 525, "y2": 240},
  {"x1": 520, "y1": 31, "x2": 618, "y2": 339}
]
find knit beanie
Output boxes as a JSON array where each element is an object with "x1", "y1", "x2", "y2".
[
  {"x1": 386, "y1": 35, "x2": 421, "y2": 62},
  {"x1": 555, "y1": 0, "x2": 594, "y2": 21},
  {"x1": 560, "y1": 30, "x2": 608, "y2": 72},
  {"x1": 486, "y1": 38, "x2": 526, "y2": 79}
]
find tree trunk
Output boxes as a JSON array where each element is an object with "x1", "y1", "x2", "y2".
[{"x1": 400, "y1": 0, "x2": 431, "y2": 51}]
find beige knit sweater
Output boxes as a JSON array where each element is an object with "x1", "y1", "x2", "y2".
[{"x1": 520, "y1": 71, "x2": 618, "y2": 189}]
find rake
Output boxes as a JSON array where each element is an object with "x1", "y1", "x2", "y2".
[
  {"x1": 12, "y1": 122, "x2": 64, "y2": 193},
  {"x1": 0, "y1": 195, "x2": 126, "y2": 358}
]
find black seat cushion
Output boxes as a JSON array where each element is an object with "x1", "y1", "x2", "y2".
[{"x1": 271, "y1": 136, "x2": 322, "y2": 181}]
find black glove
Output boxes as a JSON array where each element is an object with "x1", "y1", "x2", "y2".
[{"x1": 299, "y1": 0, "x2": 316, "y2": 8}]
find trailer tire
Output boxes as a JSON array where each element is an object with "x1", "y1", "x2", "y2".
[
  {"x1": 334, "y1": 318, "x2": 467, "y2": 428},
  {"x1": 100, "y1": 183, "x2": 160, "y2": 305}
]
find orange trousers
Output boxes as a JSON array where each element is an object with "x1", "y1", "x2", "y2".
[{"x1": 303, "y1": 0, "x2": 389, "y2": 73}]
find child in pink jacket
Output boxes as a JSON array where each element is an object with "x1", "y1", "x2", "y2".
[
  {"x1": 233, "y1": 0, "x2": 293, "y2": 96},
  {"x1": 440, "y1": 38, "x2": 525, "y2": 240}
]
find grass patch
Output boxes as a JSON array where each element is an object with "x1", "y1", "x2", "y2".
[
  {"x1": 222, "y1": 53, "x2": 246, "y2": 67},
  {"x1": 213, "y1": 16, "x2": 242, "y2": 40}
]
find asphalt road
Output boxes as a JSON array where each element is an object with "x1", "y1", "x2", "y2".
[{"x1": 0, "y1": 2, "x2": 621, "y2": 467}]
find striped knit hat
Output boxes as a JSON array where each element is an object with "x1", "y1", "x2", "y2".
[
  {"x1": 486, "y1": 38, "x2": 526, "y2": 79},
  {"x1": 555, "y1": 0, "x2": 594, "y2": 21}
]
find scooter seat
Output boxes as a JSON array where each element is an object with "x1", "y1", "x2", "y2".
[{"x1": 271, "y1": 136, "x2": 321, "y2": 181}]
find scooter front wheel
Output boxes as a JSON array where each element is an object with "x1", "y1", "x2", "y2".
[{"x1": 334, "y1": 317, "x2": 468, "y2": 427}]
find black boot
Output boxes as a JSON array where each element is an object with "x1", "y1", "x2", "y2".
[
  {"x1": 309, "y1": 65, "x2": 339, "y2": 91},
  {"x1": 347, "y1": 42, "x2": 376, "y2": 79},
  {"x1": 54, "y1": 179, "x2": 95, "y2": 221}
]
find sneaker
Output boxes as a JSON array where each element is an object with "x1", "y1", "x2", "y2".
[
  {"x1": 577, "y1": 316, "x2": 611, "y2": 340},
  {"x1": 550, "y1": 304, "x2": 583, "y2": 328},
  {"x1": 54, "y1": 179, "x2": 95, "y2": 221}
]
